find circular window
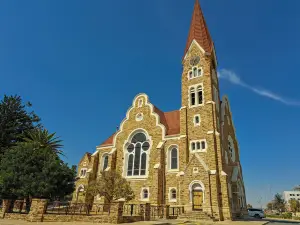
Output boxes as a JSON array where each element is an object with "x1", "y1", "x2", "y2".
[
  {"x1": 142, "y1": 142, "x2": 150, "y2": 151},
  {"x1": 136, "y1": 113, "x2": 143, "y2": 121}
]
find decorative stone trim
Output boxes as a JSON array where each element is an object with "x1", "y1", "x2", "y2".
[
  {"x1": 207, "y1": 131, "x2": 214, "y2": 134},
  {"x1": 154, "y1": 163, "x2": 160, "y2": 169},
  {"x1": 109, "y1": 148, "x2": 117, "y2": 155},
  {"x1": 176, "y1": 171, "x2": 185, "y2": 176},
  {"x1": 221, "y1": 171, "x2": 227, "y2": 176},
  {"x1": 206, "y1": 101, "x2": 216, "y2": 105},
  {"x1": 210, "y1": 170, "x2": 217, "y2": 174}
]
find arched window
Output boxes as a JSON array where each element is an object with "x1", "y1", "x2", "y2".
[
  {"x1": 190, "y1": 87, "x2": 196, "y2": 106},
  {"x1": 170, "y1": 147, "x2": 178, "y2": 170},
  {"x1": 197, "y1": 86, "x2": 203, "y2": 105},
  {"x1": 228, "y1": 136, "x2": 235, "y2": 162},
  {"x1": 126, "y1": 133, "x2": 150, "y2": 177},
  {"x1": 142, "y1": 189, "x2": 149, "y2": 199},
  {"x1": 170, "y1": 189, "x2": 177, "y2": 200},
  {"x1": 102, "y1": 154, "x2": 109, "y2": 171}
]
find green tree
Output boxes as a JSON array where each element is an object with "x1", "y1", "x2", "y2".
[
  {"x1": 267, "y1": 202, "x2": 273, "y2": 210},
  {"x1": 87, "y1": 171, "x2": 134, "y2": 203},
  {"x1": 289, "y1": 199, "x2": 300, "y2": 215},
  {"x1": 273, "y1": 193, "x2": 286, "y2": 212},
  {"x1": 23, "y1": 129, "x2": 63, "y2": 155},
  {"x1": 0, "y1": 95, "x2": 40, "y2": 155},
  {"x1": 0, "y1": 132, "x2": 75, "y2": 200}
]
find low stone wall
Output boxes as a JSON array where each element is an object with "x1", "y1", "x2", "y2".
[
  {"x1": 122, "y1": 216, "x2": 144, "y2": 223},
  {"x1": 3, "y1": 213, "x2": 28, "y2": 220},
  {"x1": 43, "y1": 214, "x2": 118, "y2": 223}
]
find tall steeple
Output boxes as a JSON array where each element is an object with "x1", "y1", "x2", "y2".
[{"x1": 184, "y1": 0, "x2": 213, "y2": 56}]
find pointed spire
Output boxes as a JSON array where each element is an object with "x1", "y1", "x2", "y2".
[{"x1": 184, "y1": 0, "x2": 213, "y2": 57}]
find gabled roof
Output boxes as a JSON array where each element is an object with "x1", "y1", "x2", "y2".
[
  {"x1": 184, "y1": 0, "x2": 213, "y2": 56},
  {"x1": 99, "y1": 108, "x2": 180, "y2": 147}
]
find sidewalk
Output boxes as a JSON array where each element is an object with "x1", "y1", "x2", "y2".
[{"x1": 0, "y1": 219, "x2": 270, "y2": 225}]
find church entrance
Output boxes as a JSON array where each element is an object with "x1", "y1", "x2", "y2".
[
  {"x1": 192, "y1": 190, "x2": 203, "y2": 210},
  {"x1": 190, "y1": 182, "x2": 204, "y2": 211}
]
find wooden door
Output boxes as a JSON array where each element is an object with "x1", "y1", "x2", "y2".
[{"x1": 192, "y1": 191, "x2": 203, "y2": 211}]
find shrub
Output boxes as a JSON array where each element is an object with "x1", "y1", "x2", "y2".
[
  {"x1": 293, "y1": 217, "x2": 300, "y2": 220},
  {"x1": 282, "y1": 212, "x2": 292, "y2": 219}
]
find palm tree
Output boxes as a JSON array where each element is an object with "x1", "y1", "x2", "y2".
[{"x1": 23, "y1": 129, "x2": 63, "y2": 155}]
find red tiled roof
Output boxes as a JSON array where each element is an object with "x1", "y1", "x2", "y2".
[
  {"x1": 184, "y1": 0, "x2": 213, "y2": 56},
  {"x1": 99, "y1": 108, "x2": 180, "y2": 146}
]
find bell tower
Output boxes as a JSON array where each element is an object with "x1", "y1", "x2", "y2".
[{"x1": 179, "y1": 0, "x2": 231, "y2": 220}]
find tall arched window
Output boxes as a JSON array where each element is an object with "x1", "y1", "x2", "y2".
[
  {"x1": 170, "y1": 147, "x2": 178, "y2": 170},
  {"x1": 190, "y1": 87, "x2": 196, "y2": 106},
  {"x1": 228, "y1": 136, "x2": 235, "y2": 162},
  {"x1": 126, "y1": 132, "x2": 150, "y2": 177},
  {"x1": 102, "y1": 154, "x2": 109, "y2": 171},
  {"x1": 197, "y1": 86, "x2": 203, "y2": 105}
]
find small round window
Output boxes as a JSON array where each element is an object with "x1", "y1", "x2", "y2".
[{"x1": 136, "y1": 113, "x2": 143, "y2": 121}]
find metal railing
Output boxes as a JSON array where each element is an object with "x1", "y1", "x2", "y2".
[
  {"x1": 123, "y1": 204, "x2": 144, "y2": 216},
  {"x1": 150, "y1": 205, "x2": 164, "y2": 219},
  {"x1": 168, "y1": 206, "x2": 181, "y2": 217},
  {"x1": 46, "y1": 202, "x2": 112, "y2": 216}
]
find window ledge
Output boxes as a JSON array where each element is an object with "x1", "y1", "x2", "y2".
[
  {"x1": 189, "y1": 104, "x2": 204, "y2": 109},
  {"x1": 125, "y1": 176, "x2": 148, "y2": 180},
  {"x1": 140, "y1": 198, "x2": 149, "y2": 202},
  {"x1": 167, "y1": 169, "x2": 180, "y2": 173},
  {"x1": 191, "y1": 150, "x2": 207, "y2": 153},
  {"x1": 169, "y1": 199, "x2": 177, "y2": 203}
]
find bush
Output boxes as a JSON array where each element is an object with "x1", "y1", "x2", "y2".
[
  {"x1": 282, "y1": 212, "x2": 292, "y2": 219},
  {"x1": 293, "y1": 217, "x2": 300, "y2": 220},
  {"x1": 267, "y1": 214, "x2": 283, "y2": 218}
]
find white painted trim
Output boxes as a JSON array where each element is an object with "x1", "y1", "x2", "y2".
[
  {"x1": 221, "y1": 171, "x2": 227, "y2": 176},
  {"x1": 190, "y1": 139, "x2": 207, "y2": 153},
  {"x1": 167, "y1": 144, "x2": 179, "y2": 172},
  {"x1": 109, "y1": 148, "x2": 116, "y2": 155},
  {"x1": 156, "y1": 141, "x2": 165, "y2": 149},
  {"x1": 154, "y1": 163, "x2": 160, "y2": 169},
  {"x1": 140, "y1": 187, "x2": 150, "y2": 201},
  {"x1": 92, "y1": 150, "x2": 99, "y2": 156},
  {"x1": 168, "y1": 187, "x2": 177, "y2": 203},
  {"x1": 194, "y1": 153, "x2": 209, "y2": 171},
  {"x1": 79, "y1": 168, "x2": 87, "y2": 178},
  {"x1": 210, "y1": 170, "x2": 216, "y2": 174},
  {"x1": 176, "y1": 171, "x2": 185, "y2": 176},
  {"x1": 188, "y1": 83, "x2": 204, "y2": 108},
  {"x1": 193, "y1": 114, "x2": 201, "y2": 127},
  {"x1": 183, "y1": 39, "x2": 206, "y2": 61},
  {"x1": 122, "y1": 129, "x2": 152, "y2": 179},
  {"x1": 180, "y1": 106, "x2": 187, "y2": 110},
  {"x1": 206, "y1": 101, "x2": 215, "y2": 105},
  {"x1": 165, "y1": 134, "x2": 181, "y2": 140},
  {"x1": 112, "y1": 93, "x2": 167, "y2": 147},
  {"x1": 96, "y1": 145, "x2": 113, "y2": 150},
  {"x1": 189, "y1": 180, "x2": 205, "y2": 203},
  {"x1": 187, "y1": 66, "x2": 204, "y2": 80}
]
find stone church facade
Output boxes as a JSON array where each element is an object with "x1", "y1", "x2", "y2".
[{"x1": 73, "y1": 0, "x2": 247, "y2": 220}]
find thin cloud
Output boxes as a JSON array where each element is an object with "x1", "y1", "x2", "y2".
[{"x1": 218, "y1": 69, "x2": 300, "y2": 106}]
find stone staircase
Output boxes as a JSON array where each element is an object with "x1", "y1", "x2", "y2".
[{"x1": 177, "y1": 211, "x2": 216, "y2": 221}]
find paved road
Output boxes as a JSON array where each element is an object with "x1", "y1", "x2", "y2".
[{"x1": 264, "y1": 219, "x2": 300, "y2": 225}]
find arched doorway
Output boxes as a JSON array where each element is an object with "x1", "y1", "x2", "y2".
[
  {"x1": 76, "y1": 185, "x2": 85, "y2": 203},
  {"x1": 189, "y1": 181, "x2": 204, "y2": 211}
]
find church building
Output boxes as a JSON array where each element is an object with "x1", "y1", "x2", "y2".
[{"x1": 73, "y1": 0, "x2": 247, "y2": 220}]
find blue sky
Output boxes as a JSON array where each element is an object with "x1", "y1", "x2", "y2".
[{"x1": 1, "y1": 0, "x2": 300, "y2": 207}]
